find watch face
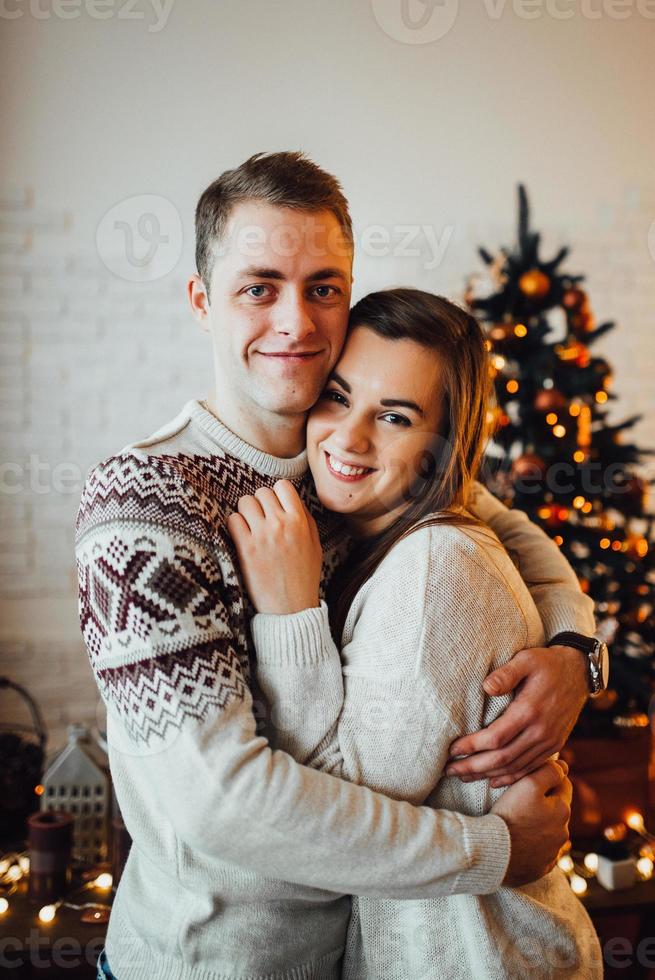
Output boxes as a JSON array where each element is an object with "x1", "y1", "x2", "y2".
[{"x1": 598, "y1": 642, "x2": 610, "y2": 690}]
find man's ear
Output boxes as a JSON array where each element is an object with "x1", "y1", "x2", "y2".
[{"x1": 188, "y1": 274, "x2": 210, "y2": 329}]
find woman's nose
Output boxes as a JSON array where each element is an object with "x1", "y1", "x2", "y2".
[{"x1": 332, "y1": 420, "x2": 371, "y2": 456}]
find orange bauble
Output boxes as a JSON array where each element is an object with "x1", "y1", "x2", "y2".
[{"x1": 519, "y1": 269, "x2": 551, "y2": 299}]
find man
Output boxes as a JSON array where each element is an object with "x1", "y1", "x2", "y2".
[{"x1": 77, "y1": 152, "x2": 597, "y2": 980}]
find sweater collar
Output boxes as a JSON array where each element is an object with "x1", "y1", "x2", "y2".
[{"x1": 189, "y1": 400, "x2": 309, "y2": 481}]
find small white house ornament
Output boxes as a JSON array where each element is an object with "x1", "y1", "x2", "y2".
[{"x1": 40, "y1": 724, "x2": 110, "y2": 863}]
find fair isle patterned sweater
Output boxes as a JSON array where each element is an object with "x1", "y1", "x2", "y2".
[{"x1": 75, "y1": 399, "x2": 595, "y2": 980}]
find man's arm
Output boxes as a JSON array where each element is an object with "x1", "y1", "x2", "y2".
[
  {"x1": 468, "y1": 482, "x2": 595, "y2": 639},
  {"x1": 75, "y1": 453, "x2": 510, "y2": 899},
  {"x1": 451, "y1": 482, "x2": 595, "y2": 786}
]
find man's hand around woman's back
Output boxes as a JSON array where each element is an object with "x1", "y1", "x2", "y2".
[{"x1": 492, "y1": 759, "x2": 572, "y2": 887}]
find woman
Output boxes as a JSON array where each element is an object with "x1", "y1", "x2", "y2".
[{"x1": 228, "y1": 288, "x2": 602, "y2": 979}]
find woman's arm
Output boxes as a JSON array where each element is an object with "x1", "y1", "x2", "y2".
[
  {"x1": 253, "y1": 524, "x2": 530, "y2": 803},
  {"x1": 251, "y1": 531, "x2": 460, "y2": 801}
]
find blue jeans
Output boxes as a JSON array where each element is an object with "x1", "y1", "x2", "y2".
[{"x1": 97, "y1": 950, "x2": 117, "y2": 979}]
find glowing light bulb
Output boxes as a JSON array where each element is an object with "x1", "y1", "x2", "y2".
[
  {"x1": 514, "y1": 324, "x2": 527, "y2": 337},
  {"x1": 553, "y1": 425, "x2": 566, "y2": 438},
  {"x1": 573, "y1": 451, "x2": 585, "y2": 463},
  {"x1": 546, "y1": 412, "x2": 558, "y2": 425},
  {"x1": 595, "y1": 391, "x2": 608, "y2": 404},
  {"x1": 600, "y1": 538, "x2": 610, "y2": 550},
  {"x1": 573, "y1": 496, "x2": 585, "y2": 509},
  {"x1": 637, "y1": 857, "x2": 654, "y2": 880},
  {"x1": 5, "y1": 866, "x2": 21, "y2": 882},
  {"x1": 570, "y1": 875, "x2": 588, "y2": 896},
  {"x1": 18, "y1": 857, "x2": 30, "y2": 873},
  {"x1": 0, "y1": 860, "x2": 10, "y2": 875},
  {"x1": 558, "y1": 855, "x2": 574, "y2": 873},
  {"x1": 583, "y1": 853, "x2": 599, "y2": 873},
  {"x1": 94, "y1": 873, "x2": 113, "y2": 890},
  {"x1": 0, "y1": 897, "x2": 8, "y2": 915},
  {"x1": 626, "y1": 812, "x2": 645, "y2": 833},
  {"x1": 39, "y1": 905, "x2": 57, "y2": 923},
  {"x1": 506, "y1": 379, "x2": 519, "y2": 394}
]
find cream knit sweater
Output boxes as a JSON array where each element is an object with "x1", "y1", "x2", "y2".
[{"x1": 252, "y1": 522, "x2": 603, "y2": 979}]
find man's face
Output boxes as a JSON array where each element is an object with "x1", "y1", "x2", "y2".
[{"x1": 190, "y1": 201, "x2": 353, "y2": 423}]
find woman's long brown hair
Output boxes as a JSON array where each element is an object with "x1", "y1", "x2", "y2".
[{"x1": 328, "y1": 288, "x2": 493, "y2": 642}]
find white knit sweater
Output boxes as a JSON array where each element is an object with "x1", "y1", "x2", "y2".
[{"x1": 252, "y1": 522, "x2": 602, "y2": 979}]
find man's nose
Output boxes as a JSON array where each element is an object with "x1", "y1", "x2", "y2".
[{"x1": 271, "y1": 293, "x2": 317, "y2": 343}]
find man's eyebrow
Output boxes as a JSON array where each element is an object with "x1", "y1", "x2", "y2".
[
  {"x1": 236, "y1": 266, "x2": 286, "y2": 281},
  {"x1": 380, "y1": 398, "x2": 425, "y2": 417},
  {"x1": 305, "y1": 267, "x2": 349, "y2": 283},
  {"x1": 328, "y1": 371, "x2": 351, "y2": 393}
]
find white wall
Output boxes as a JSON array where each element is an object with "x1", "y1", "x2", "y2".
[{"x1": 1, "y1": 0, "x2": 654, "y2": 746}]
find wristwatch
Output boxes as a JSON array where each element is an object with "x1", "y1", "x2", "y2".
[{"x1": 547, "y1": 631, "x2": 610, "y2": 695}]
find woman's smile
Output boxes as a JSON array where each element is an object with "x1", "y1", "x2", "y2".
[{"x1": 324, "y1": 450, "x2": 376, "y2": 483}]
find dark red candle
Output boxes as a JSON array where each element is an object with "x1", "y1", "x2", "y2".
[{"x1": 28, "y1": 810, "x2": 74, "y2": 903}]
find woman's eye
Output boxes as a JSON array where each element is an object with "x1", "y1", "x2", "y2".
[
  {"x1": 245, "y1": 284, "x2": 272, "y2": 299},
  {"x1": 381, "y1": 413, "x2": 411, "y2": 427},
  {"x1": 322, "y1": 389, "x2": 348, "y2": 406}
]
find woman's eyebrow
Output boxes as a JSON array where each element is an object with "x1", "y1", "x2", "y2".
[
  {"x1": 379, "y1": 398, "x2": 425, "y2": 417},
  {"x1": 328, "y1": 371, "x2": 351, "y2": 392}
]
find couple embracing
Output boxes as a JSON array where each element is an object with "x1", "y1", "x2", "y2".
[{"x1": 76, "y1": 152, "x2": 604, "y2": 978}]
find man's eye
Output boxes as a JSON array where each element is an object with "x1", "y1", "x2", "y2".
[
  {"x1": 311, "y1": 285, "x2": 338, "y2": 299},
  {"x1": 245, "y1": 285, "x2": 271, "y2": 299},
  {"x1": 381, "y1": 413, "x2": 411, "y2": 427}
]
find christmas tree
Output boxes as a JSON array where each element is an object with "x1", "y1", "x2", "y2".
[{"x1": 466, "y1": 187, "x2": 654, "y2": 735}]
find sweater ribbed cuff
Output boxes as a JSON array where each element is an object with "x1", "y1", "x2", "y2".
[
  {"x1": 458, "y1": 812, "x2": 511, "y2": 895},
  {"x1": 539, "y1": 597, "x2": 596, "y2": 642},
  {"x1": 252, "y1": 601, "x2": 334, "y2": 668}
]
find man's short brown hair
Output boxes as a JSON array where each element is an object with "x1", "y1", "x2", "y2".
[{"x1": 195, "y1": 151, "x2": 353, "y2": 297}]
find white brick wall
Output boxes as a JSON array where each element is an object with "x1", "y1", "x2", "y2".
[
  {"x1": 0, "y1": 188, "x2": 653, "y2": 751},
  {"x1": 0, "y1": 192, "x2": 210, "y2": 749}
]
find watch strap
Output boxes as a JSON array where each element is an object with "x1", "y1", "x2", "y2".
[{"x1": 547, "y1": 631, "x2": 597, "y2": 655}]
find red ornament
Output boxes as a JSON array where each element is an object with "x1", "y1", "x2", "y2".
[
  {"x1": 611, "y1": 476, "x2": 647, "y2": 511},
  {"x1": 562, "y1": 287, "x2": 587, "y2": 310},
  {"x1": 519, "y1": 269, "x2": 551, "y2": 299},
  {"x1": 511, "y1": 453, "x2": 546, "y2": 481},
  {"x1": 534, "y1": 388, "x2": 567, "y2": 412}
]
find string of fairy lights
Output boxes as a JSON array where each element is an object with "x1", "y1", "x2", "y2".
[
  {"x1": 0, "y1": 851, "x2": 113, "y2": 924},
  {"x1": 557, "y1": 809, "x2": 654, "y2": 897},
  {"x1": 1, "y1": 814, "x2": 653, "y2": 917}
]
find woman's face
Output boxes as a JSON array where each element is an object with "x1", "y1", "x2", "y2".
[{"x1": 307, "y1": 325, "x2": 445, "y2": 537}]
